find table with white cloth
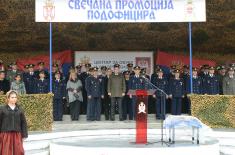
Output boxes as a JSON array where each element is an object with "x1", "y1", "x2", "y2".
[{"x1": 163, "y1": 115, "x2": 203, "y2": 144}]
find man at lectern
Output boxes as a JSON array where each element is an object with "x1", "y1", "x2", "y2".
[{"x1": 128, "y1": 66, "x2": 149, "y2": 120}]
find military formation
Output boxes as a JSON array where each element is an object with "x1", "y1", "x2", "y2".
[{"x1": 1, "y1": 60, "x2": 235, "y2": 121}]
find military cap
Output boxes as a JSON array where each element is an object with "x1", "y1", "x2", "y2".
[
  {"x1": 228, "y1": 67, "x2": 234, "y2": 71},
  {"x1": 88, "y1": 67, "x2": 94, "y2": 72},
  {"x1": 123, "y1": 71, "x2": 130, "y2": 75},
  {"x1": 38, "y1": 62, "x2": 45, "y2": 66},
  {"x1": 114, "y1": 64, "x2": 120, "y2": 68},
  {"x1": 93, "y1": 67, "x2": 99, "y2": 71},
  {"x1": 209, "y1": 66, "x2": 215, "y2": 70},
  {"x1": 170, "y1": 65, "x2": 176, "y2": 69},
  {"x1": 127, "y1": 63, "x2": 133, "y2": 67},
  {"x1": 174, "y1": 69, "x2": 180, "y2": 73},
  {"x1": 134, "y1": 66, "x2": 141, "y2": 70},
  {"x1": 52, "y1": 63, "x2": 59, "y2": 67},
  {"x1": 157, "y1": 68, "x2": 163, "y2": 73},
  {"x1": 85, "y1": 63, "x2": 91, "y2": 67},
  {"x1": 141, "y1": 68, "x2": 146, "y2": 74},
  {"x1": 10, "y1": 62, "x2": 17, "y2": 66},
  {"x1": 24, "y1": 64, "x2": 29, "y2": 69},
  {"x1": 55, "y1": 71, "x2": 61, "y2": 75},
  {"x1": 28, "y1": 64, "x2": 35, "y2": 68},
  {"x1": 101, "y1": 66, "x2": 107, "y2": 70},
  {"x1": 192, "y1": 67, "x2": 198, "y2": 72}
]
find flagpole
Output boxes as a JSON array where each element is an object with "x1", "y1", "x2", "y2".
[
  {"x1": 189, "y1": 22, "x2": 193, "y2": 93},
  {"x1": 49, "y1": 22, "x2": 52, "y2": 92}
]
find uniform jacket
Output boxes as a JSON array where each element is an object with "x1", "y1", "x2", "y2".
[
  {"x1": 52, "y1": 79, "x2": 67, "y2": 99},
  {"x1": 203, "y1": 74, "x2": 220, "y2": 95},
  {"x1": 35, "y1": 79, "x2": 49, "y2": 94},
  {"x1": 151, "y1": 77, "x2": 168, "y2": 97},
  {"x1": 169, "y1": 78, "x2": 185, "y2": 98},
  {"x1": 85, "y1": 75, "x2": 104, "y2": 98},
  {"x1": 0, "y1": 79, "x2": 10, "y2": 94},
  {"x1": 223, "y1": 76, "x2": 235, "y2": 95},
  {"x1": 108, "y1": 73, "x2": 126, "y2": 97}
]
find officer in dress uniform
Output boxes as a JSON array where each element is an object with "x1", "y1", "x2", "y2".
[
  {"x1": 169, "y1": 69, "x2": 185, "y2": 115},
  {"x1": 151, "y1": 69, "x2": 168, "y2": 119},
  {"x1": 52, "y1": 71, "x2": 67, "y2": 121},
  {"x1": 217, "y1": 65, "x2": 226, "y2": 95},
  {"x1": 35, "y1": 71, "x2": 49, "y2": 94},
  {"x1": 108, "y1": 64, "x2": 126, "y2": 121},
  {"x1": 203, "y1": 66, "x2": 220, "y2": 95},
  {"x1": 185, "y1": 67, "x2": 203, "y2": 114},
  {"x1": 35, "y1": 62, "x2": 49, "y2": 79},
  {"x1": 126, "y1": 63, "x2": 135, "y2": 76},
  {"x1": 182, "y1": 65, "x2": 190, "y2": 114},
  {"x1": 6, "y1": 62, "x2": 22, "y2": 83},
  {"x1": 122, "y1": 71, "x2": 132, "y2": 120},
  {"x1": 24, "y1": 64, "x2": 37, "y2": 94},
  {"x1": 85, "y1": 67, "x2": 104, "y2": 121},
  {"x1": 80, "y1": 63, "x2": 91, "y2": 115},
  {"x1": 128, "y1": 66, "x2": 149, "y2": 120},
  {"x1": 100, "y1": 66, "x2": 111, "y2": 120},
  {"x1": 223, "y1": 67, "x2": 235, "y2": 95}
]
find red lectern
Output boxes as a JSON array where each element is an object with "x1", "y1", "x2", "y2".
[{"x1": 128, "y1": 89, "x2": 156, "y2": 144}]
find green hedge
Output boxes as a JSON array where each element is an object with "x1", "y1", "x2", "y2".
[
  {"x1": 0, "y1": 93, "x2": 53, "y2": 131},
  {"x1": 190, "y1": 95, "x2": 235, "y2": 128}
]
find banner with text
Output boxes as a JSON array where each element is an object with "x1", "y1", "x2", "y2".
[
  {"x1": 75, "y1": 51, "x2": 153, "y2": 74},
  {"x1": 36, "y1": 0, "x2": 206, "y2": 22}
]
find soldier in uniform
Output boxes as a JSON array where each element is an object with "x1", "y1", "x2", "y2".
[
  {"x1": 6, "y1": 62, "x2": 22, "y2": 83},
  {"x1": 169, "y1": 69, "x2": 185, "y2": 115},
  {"x1": 217, "y1": 65, "x2": 226, "y2": 94},
  {"x1": 122, "y1": 71, "x2": 132, "y2": 120},
  {"x1": 128, "y1": 66, "x2": 149, "y2": 120},
  {"x1": 100, "y1": 66, "x2": 111, "y2": 120},
  {"x1": 52, "y1": 71, "x2": 67, "y2": 121},
  {"x1": 80, "y1": 63, "x2": 91, "y2": 114},
  {"x1": 151, "y1": 69, "x2": 168, "y2": 119},
  {"x1": 203, "y1": 66, "x2": 220, "y2": 95},
  {"x1": 24, "y1": 64, "x2": 37, "y2": 94},
  {"x1": 0, "y1": 70, "x2": 10, "y2": 95},
  {"x1": 126, "y1": 63, "x2": 135, "y2": 76},
  {"x1": 35, "y1": 71, "x2": 49, "y2": 94},
  {"x1": 108, "y1": 64, "x2": 126, "y2": 121},
  {"x1": 141, "y1": 68, "x2": 150, "y2": 79},
  {"x1": 185, "y1": 67, "x2": 203, "y2": 114},
  {"x1": 223, "y1": 67, "x2": 235, "y2": 95},
  {"x1": 35, "y1": 62, "x2": 49, "y2": 79},
  {"x1": 85, "y1": 67, "x2": 104, "y2": 121}
]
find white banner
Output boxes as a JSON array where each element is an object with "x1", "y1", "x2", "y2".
[
  {"x1": 74, "y1": 51, "x2": 154, "y2": 74},
  {"x1": 36, "y1": 0, "x2": 206, "y2": 22}
]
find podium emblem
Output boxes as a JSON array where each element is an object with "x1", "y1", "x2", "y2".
[{"x1": 138, "y1": 102, "x2": 146, "y2": 114}]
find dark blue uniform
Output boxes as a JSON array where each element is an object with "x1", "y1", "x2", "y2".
[
  {"x1": 24, "y1": 72, "x2": 37, "y2": 94},
  {"x1": 203, "y1": 74, "x2": 220, "y2": 95},
  {"x1": 85, "y1": 75, "x2": 104, "y2": 121},
  {"x1": 151, "y1": 77, "x2": 168, "y2": 119},
  {"x1": 169, "y1": 78, "x2": 184, "y2": 115},
  {"x1": 122, "y1": 79, "x2": 132, "y2": 120},
  {"x1": 35, "y1": 79, "x2": 49, "y2": 94},
  {"x1": 128, "y1": 75, "x2": 149, "y2": 119},
  {"x1": 52, "y1": 79, "x2": 66, "y2": 121},
  {"x1": 186, "y1": 76, "x2": 203, "y2": 94},
  {"x1": 80, "y1": 72, "x2": 89, "y2": 114},
  {"x1": 101, "y1": 75, "x2": 110, "y2": 120}
]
